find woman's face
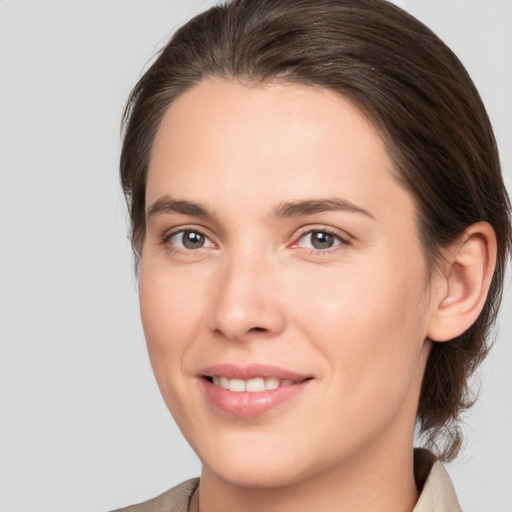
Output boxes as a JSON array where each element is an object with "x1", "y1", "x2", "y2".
[{"x1": 139, "y1": 80, "x2": 436, "y2": 488}]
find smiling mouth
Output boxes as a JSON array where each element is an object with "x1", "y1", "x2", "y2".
[
  {"x1": 205, "y1": 376, "x2": 302, "y2": 392},
  {"x1": 200, "y1": 366, "x2": 313, "y2": 416}
]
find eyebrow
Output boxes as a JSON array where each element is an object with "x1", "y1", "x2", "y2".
[
  {"x1": 273, "y1": 198, "x2": 374, "y2": 219},
  {"x1": 145, "y1": 195, "x2": 374, "y2": 221},
  {"x1": 146, "y1": 195, "x2": 214, "y2": 220}
]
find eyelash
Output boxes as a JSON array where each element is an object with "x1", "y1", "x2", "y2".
[
  {"x1": 292, "y1": 228, "x2": 350, "y2": 255},
  {"x1": 162, "y1": 227, "x2": 215, "y2": 255},
  {"x1": 162, "y1": 227, "x2": 350, "y2": 256}
]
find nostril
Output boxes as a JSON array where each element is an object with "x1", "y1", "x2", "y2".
[{"x1": 250, "y1": 327, "x2": 266, "y2": 333}]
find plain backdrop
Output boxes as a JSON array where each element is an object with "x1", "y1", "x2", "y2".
[{"x1": 0, "y1": 1, "x2": 510, "y2": 511}]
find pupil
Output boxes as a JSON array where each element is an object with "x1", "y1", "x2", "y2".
[
  {"x1": 312, "y1": 231, "x2": 334, "y2": 250},
  {"x1": 183, "y1": 231, "x2": 204, "y2": 249}
]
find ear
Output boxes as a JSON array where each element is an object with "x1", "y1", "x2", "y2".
[{"x1": 427, "y1": 222, "x2": 497, "y2": 342}]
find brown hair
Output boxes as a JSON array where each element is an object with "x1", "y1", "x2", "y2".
[{"x1": 120, "y1": 0, "x2": 511, "y2": 460}]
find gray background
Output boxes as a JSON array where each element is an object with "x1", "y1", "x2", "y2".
[{"x1": 0, "y1": 1, "x2": 510, "y2": 511}]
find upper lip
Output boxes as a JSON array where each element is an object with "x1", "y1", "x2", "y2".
[{"x1": 200, "y1": 363, "x2": 311, "y2": 381}]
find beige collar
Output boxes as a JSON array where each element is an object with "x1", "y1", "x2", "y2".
[{"x1": 413, "y1": 457, "x2": 462, "y2": 512}]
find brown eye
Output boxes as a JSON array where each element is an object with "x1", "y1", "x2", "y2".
[
  {"x1": 297, "y1": 230, "x2": 343, "y2": 251},
  {"x1": 311, "y1": 231, "x2": 335, "y2": 249},
  {"x1": 169, "y1": 230, "x2": 212, "y2": 250}
]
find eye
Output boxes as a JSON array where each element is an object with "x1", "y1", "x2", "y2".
[
  {"x1": 295, "y1": 230, "x2": 345, "y2": 251},
  {"x1": 167, "y1": 229, "x2": 215, "y2": 250}
]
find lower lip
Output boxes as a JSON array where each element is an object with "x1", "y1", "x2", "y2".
[{"x1": 201, "y1": 379, "x2": 311, "y2": 417}]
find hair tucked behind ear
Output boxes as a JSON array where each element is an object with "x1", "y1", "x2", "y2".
[{"x1": 120, "y1": 0, "x2": 512, "y2": 460}]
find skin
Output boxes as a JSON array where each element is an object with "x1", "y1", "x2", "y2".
[{"x1": 138, "y1": 79, "x2": 492, "y2": 512}]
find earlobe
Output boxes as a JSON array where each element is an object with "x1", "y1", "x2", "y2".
[{"x1": 427, "y1": 222, "x2": 497, "y2": 342}]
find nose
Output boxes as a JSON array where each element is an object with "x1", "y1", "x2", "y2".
[{"x1": 207, "y1": 250, "x2": 286, "y2": 342}]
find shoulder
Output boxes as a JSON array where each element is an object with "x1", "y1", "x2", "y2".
[{"x1": 111, "y1": 478, "x2": 199, "y2": 512}]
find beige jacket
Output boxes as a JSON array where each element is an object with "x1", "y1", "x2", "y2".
[{"x1": 113, "y1": 450, "x2": 462, "y2": 512}]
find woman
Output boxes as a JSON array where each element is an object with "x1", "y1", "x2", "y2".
[{"x1": 115, "y1": 0, "x2": 511, "y2": 510}]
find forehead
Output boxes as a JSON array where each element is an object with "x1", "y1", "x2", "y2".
[
  {"x1": 150, "y1": 79, "x2": 382, "y2": 162},
  {"x1": 147, "y1": 79, "x2": 416, "y2": 227}
]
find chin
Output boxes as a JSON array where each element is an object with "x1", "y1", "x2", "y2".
[
  {"x1": 193, "y1": 429, "x2": 320, "y2": 489},
  {"x1": 205, "y1": 456, "x2": 308, "y2": 489}
]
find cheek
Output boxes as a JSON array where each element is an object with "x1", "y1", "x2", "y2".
[
  {"x1": 138, "y1": 263, "x2": 214, "y2": 431},
  {"x1": 138, "y1": 261, "x2": 208, "y2": 373},
  {"x1": 290, "y1": 252, "x2": 430, "y2": 387},
  {"x1": 293, "y1": 260, "x2": 426, "y2": 333}
]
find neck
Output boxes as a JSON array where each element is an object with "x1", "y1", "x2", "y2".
[{"x1": 196, "y1": 439, "x2": 419, "y2": 512}]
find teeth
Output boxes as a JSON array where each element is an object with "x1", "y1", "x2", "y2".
[
  {"x1": 265, "y1": 377, "x2": 279, "y2": 390},
  {"x1": 210, "y1": 376, "x2": 297, "y2": 392},
  {"x1": 229, "y1": 379, "x2": 245, "y2": 392},
  {"x1": 246, "y1": 377, "x2": 265, "y2": 392}
]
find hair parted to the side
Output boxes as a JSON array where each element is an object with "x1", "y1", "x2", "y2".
[{"x1": 120, "y1": 0, "x2": 512, "y2": 460}]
